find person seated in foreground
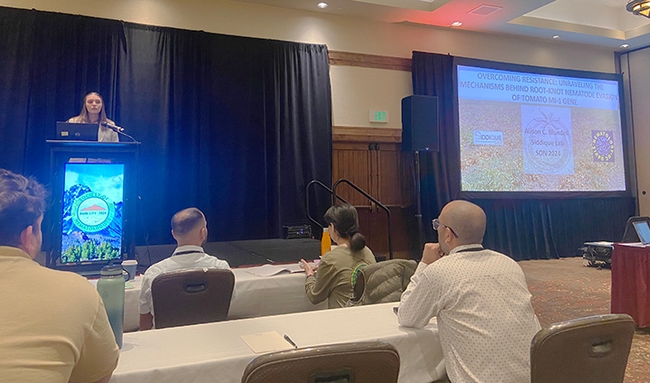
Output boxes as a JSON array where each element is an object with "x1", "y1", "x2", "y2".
[
  {"x1": 300, "y1": 203, "x2": 376, "y2": 308},
  {"x1": 139, "y1": 207, "x2": 232, "y2": 330},
  {"x1": 0, "y1": 169, "x2": 119, "y2": 383},
  {"x1": 397, "y1": 200, "x2": 541, "y2": 383}
]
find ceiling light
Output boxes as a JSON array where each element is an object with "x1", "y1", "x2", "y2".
[
  {"x1": 317, "y1": 2, "x2": 328, "y2": 8},
  {"x1": 627, "y1": 0, "x2": 650, "y2": 18},
  {"x1": 552, "y1": 35, "x2": 560, "y2": 39},
  {"x1": 451, "y1": 21, "x2": 462, "y2": 27},
  {"x1": 621, "y1": 44, "x2": 630, "y2": 48}
]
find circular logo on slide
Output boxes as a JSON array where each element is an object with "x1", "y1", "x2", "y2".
[
  {"x1": 592, "y1": 131, "x2": 614, "y2": 162},
  {"x1": 71, "y1": 192, "x2": 115, "y2": 232}
]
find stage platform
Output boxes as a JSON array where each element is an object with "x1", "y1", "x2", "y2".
[{"x1": 135, "y1": 238, "x2": 321, "y2": 271}]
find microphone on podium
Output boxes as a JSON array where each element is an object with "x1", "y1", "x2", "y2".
[{"x1": 101, "y1": 121, "x2": 125, "y2": 132}]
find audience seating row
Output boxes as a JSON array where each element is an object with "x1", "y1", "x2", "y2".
[
  {"x1": 239, "y1": 313, "x2": 635, "y2": 383},
  {"x1": 141, "y1": 265, "x2": 635, "y2": 383}
]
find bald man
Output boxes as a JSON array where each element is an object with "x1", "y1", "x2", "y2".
[
  {"x1": 139, "y1": 208, "x2": 232, "y2": 330},
  {"x1": 398, "y1": 200, "x2": 540, "y2": 383}
]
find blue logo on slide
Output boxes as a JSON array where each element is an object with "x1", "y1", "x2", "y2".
[
  {"x1": 473, "y1": 130, "x2": 504, "y2": 146},
  {"x1": 592, "y1": 131, "x2": 614, "y2": 162}
]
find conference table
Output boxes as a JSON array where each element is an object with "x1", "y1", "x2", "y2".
[
  {"x1": 108, "y1": 302, "x2": 445, "y2": 383},
  {"x1": 611, "y1": 243, "x2": 650, "y2": 327},
  {"x1": 91, "y1": 263, "x2": 328, "y2": 332}
]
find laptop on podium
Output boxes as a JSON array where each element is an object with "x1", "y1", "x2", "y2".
[{"x1": 56, "y1": 122, "x2": 97, "y2": 141}]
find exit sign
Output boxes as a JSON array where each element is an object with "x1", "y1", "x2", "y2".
[{"x1": 369, "y1": 110, "x2": 388, "y2": 123}]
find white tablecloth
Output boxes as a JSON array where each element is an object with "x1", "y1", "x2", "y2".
[
  {"x1": 92, "y1": 265, "x2": 328, "y2": 332},
  {"x1": 229, "y1": 266, "x2": 327, "y2": 319},
  {"x1": 109, "y1": 303, "x2": 444, "y2": 383}
]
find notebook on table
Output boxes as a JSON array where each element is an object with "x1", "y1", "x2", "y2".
[{"x1": 56, "y1": 122, "x2": 97, "y2": 141}]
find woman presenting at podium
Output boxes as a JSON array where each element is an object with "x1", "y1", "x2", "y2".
[{"x1": 67, "y1": 92, "x2": 118, "y2": 142}]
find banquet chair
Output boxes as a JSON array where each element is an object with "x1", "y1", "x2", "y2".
[
  {"x1": 241, "y1": 341, "x2": 400, "y2": 383},
  {"x1": 151, "y1": 268, "x2": 234, "y2": 329},
  {"x1": 349, "y1": 259, "x2": 417, "y2": 306},
  {"x1": 530, "y1": 313, "x2": 635, "y2": 383},
  {"x1": 621, "y1": 215, "x2": 650, "y2": 242}
]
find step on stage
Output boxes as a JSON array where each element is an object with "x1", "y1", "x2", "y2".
[{"x1": 135, "y1": 238, "x2": 321, "y2": 271}]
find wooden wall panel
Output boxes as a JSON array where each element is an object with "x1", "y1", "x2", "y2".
[
  {"x1": 329, "y1": 51, "x2": 412, "y2": 72},
  {"x1": 332, "y1": 126, "x2": 415, "y2": 258},
  {"x1": 332, "y1": 145, "x2": 371, "y2": 206},
  {"x1": 378, "y1": 147, "x2": 406, "y2": 206},
  {"x1": 357, "y1": 206, "x2": 413, "y2": 260}
]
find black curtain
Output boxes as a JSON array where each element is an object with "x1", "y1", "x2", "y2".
[
  {"x1": 411, "y1": 51, "x2": 635, "y2": 260},
  {"x1": 410, "y1": 52, "x2": 456, "y2": 243},
  {"x1": 0, "y1": 9, "x2": 124, "y2": 180},
  {"x1": 0, "y1": 7, "x2": 332, "y2": 248}
]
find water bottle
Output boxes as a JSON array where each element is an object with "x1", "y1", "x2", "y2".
[
  {"x1": 97, "y1": 264, "x2": 125, "y2": 348},
  {"x1": 321, "y1": 227, "x2": 331, "y2": 256}
]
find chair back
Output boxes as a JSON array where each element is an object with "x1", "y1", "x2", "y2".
[
  {"x1": 241, "y1": 341, "x2": 400, "y2": 383},
  {"x1": 151, "y1": 268, "x2": 234, "y2": 329},
  {"x1": 350, "y1": 259, "x2": 417, "y2": 305},
  {"x1": 530, "y1": 314, "x2": 635, "y2": 383},
  {"x1": 621, "y1": 216, "x2": 650, "y2": 242}
]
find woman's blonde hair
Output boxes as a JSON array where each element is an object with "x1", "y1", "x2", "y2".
[{"x1": 74, "y1": 92, "x2": 109, "y2": 123}]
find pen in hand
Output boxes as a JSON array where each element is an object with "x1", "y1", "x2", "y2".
[{"x1": 283, "y1": 334, "x2": 298, "y2": 349}]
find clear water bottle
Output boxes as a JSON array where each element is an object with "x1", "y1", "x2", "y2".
[
  {"x1": 321, "y1": 227, "x2": 331, "y2": 256},
  {"x1": 97, "y1": 264, "x2": 125, "y2": 348}
]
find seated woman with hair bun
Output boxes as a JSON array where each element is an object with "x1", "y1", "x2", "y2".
[{"x1": 300, "y1": 203, "x2": 376, "y2": 308}]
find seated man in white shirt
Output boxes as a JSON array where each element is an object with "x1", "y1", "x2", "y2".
[
  {"x1": 139, "y1": 207, "x2": 232, "y2": 330},
  {"x1": 397, "y1": 200, "x2": 541, "y2": 383}
]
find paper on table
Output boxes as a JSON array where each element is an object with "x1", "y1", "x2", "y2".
[
  {"x1": 618, "y1": 242, "x2": 650, "y2": 248},
  {"x1": 584, "y1": 241, "x2": 614, "y2": 247},
  {"x1": 246, "y1": 263, "x2": 305, "y2": 277},
  {"x1": 241, "y1": 331, "x2": 295, "y2": 354}
]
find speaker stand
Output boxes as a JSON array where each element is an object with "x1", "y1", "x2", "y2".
[{"x1": 414, "y1": 150, "x2": 425, "y2": 258}]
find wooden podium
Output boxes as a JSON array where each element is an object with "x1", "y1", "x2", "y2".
[{"x1": 611, "y1": 242, "x2": 650, "y2": 327}]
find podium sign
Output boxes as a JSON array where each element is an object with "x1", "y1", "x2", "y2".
[{"x1": 46, "y1": 140, "x2": 139, "y2": 273}]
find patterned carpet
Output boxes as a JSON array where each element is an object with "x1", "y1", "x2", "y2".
[{"x1": 519, "y1": 257, "x2": 650, "y2": 383}]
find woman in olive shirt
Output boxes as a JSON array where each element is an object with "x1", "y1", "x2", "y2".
[{"x1": 300, "y1": 204, "x2": 376, "y2": 308}]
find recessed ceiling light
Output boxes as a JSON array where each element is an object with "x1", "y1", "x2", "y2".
[
  {"x1": 317, "y1": 2, "x2": 328, "y2": 8},
  {"x1": 451, "y1": 21, "x2": 463, "y2": 27},
  {"x1": 621, "y1": 43, "x2": 629, "y2": 48},
  {"x1": 552, "y1": 35, "x2": 560, "y2": 39}
]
